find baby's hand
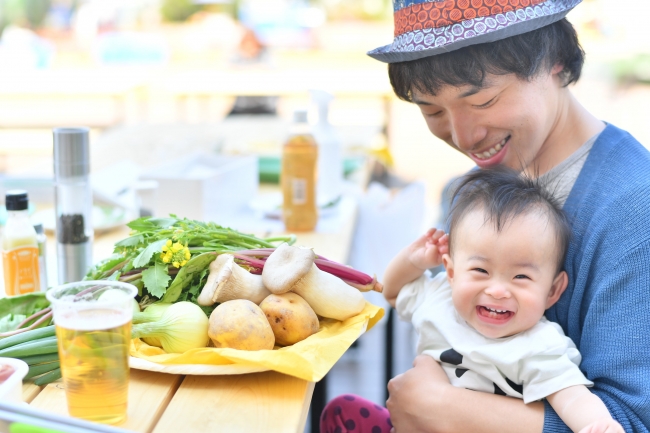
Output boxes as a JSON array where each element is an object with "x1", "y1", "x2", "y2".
[
  {"x1": 578, "y1": 417, "x2": 624, "y2": 433},
  {"x1": 408, "y1": 228, "x2": 448, "y2": 271}
]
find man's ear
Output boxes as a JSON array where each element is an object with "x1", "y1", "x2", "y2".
[
  {"x1": 546, "y1": 270, "x2": 568, "y2": 309},
  {"x1": 442, "y1": 253, "x2": 454, "y2": 281},
  {"x1": 550, "y1": 63, "x2": 566, "y2": 85},
  {"x1": 551, "y1": 63, "x2": 565, "y2": 75}
]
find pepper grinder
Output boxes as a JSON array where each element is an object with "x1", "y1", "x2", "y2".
[{"x1": 53, "y1": 127, "x2": 93, "y2": 284}]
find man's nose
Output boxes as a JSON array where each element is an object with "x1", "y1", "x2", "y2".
[
  {"x1": 449, "y1": 112, "x2": 486, "y2": 151},
  {"x1": 484, "y1": 284, "x2": 511, "y2": 299}
]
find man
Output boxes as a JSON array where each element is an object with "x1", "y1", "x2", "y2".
[{"x1": 366, "y1": 1, "x2": 650, "y2": 432}]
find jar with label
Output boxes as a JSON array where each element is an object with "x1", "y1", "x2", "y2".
[
  {"x1": 2, "y1": 190, "x2": 41, "y2": 296},
  {"x1": 281, "y1": 109, "x2": 318, "y2": 231}
]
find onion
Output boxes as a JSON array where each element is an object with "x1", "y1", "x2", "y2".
[{"x1": 131, "y1": 302, "x2": 209, "y2": 353}]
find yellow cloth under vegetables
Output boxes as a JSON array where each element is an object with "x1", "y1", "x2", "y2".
[{"x1": 130, "y1": 301, "x2": 384, "y2": 382}]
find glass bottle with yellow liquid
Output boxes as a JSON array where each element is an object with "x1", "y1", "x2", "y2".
[
  {"x1": 2, "y1": 190, "x2": 41, "y2": 296},
  {"x1": 281, "y1": 109, "x2": 318, "y2": 231}
]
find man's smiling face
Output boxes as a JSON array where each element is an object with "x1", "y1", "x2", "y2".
[{"x1": 413, "y1": 71, "x2": 564, "y2": 175}]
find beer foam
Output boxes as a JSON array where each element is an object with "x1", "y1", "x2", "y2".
[{"x1": 55, "y1": 308, "x2": 131, "y2": 331}]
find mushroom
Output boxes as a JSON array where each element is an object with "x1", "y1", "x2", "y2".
[
  {"x1": 261, "y1": 243, "x2": 365, "y2": 321},
  {"x1": 197, "y1": 254, "x2": 271, "y2": 306}
]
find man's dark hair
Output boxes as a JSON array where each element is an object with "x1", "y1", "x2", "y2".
[
  {"x1": 447, "y1": 167, "x2": 571, "y2": 272},
  {"x1": 388, "y1": 19, "x2": 584, "y2": 101}
]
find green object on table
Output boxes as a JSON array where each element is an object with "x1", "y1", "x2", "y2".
[
  {"x1": 33, "y1": 367, "x2": 61, "y2": 386},
  {"x1": 258, "y1": 156, "x2": 364, "y2": 184},
  {"x1": 10, "y1": 423, "x2": 67, "y2": 433},
  {"x1": 0, "y1": 294, "x2": 51, "y2": 334}
]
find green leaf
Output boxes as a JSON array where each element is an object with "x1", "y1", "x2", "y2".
[
  {"x1": 84, "y1": 254, "x2": 127, "y2": 280},
  {"x1": 126, "y1": 217, "x2": 156, "y2": 231},
  {"x1": 141, "y1": 262, "x2": 171, "y2": 298},
  {"x1": 131, "y1": 279, "x2": 144, "y2": 297},
  {"x1": 106, "y1": 271, "x2": 121, "y2": 281},
  {"x1": 114, "y1": 234, "x2": 145, "y2": 247},
  {"x1": 160, "y1": 252, "x2": 217, "y2": 303},
  {"x1": 126, "y1": 216, "x2": 176, "y2": 232},
  {"x1": 147, "y1": 217, "x2": 177, "y2": 229},
  {"x1": 123, "y1": 259, "x2": 135, "y2": 273},
  {"x1": 0, "y1": 293, "x2": 51, "y2": 333},
  {"x1": 199, "y1": 267, "x2": 209, "y2": 283},
  {"x1": 0, "y1": 314, "x2": 26, "y2": 333},
  {"x1": 133, "y1": 239, "x2": 169, "y2": 268},
  {"x1": 188, "y1": 281, "x2": 201, "y2": 297}
]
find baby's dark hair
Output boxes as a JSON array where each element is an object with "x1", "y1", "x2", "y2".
[{"x1": 447, "y1": 167, "x2": 571, "y2": 272}]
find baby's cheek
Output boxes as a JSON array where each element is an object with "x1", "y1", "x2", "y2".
[{"x1": 451, "y1": 286, "x2": 473, "y2": 319}]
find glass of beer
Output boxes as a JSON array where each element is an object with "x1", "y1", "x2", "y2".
[{"x1": 46, "y1": 280, "x2": 137, "y2": 425}]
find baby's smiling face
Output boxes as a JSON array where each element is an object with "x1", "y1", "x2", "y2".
[{"x1": 443, "y1": 207, "x2": 568, "y2": 339}]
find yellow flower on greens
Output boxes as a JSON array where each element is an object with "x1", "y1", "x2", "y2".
[{"x1": 160, "y1": 239, "x2": 191, "y2": 268}]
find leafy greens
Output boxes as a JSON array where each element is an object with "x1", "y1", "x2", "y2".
[
  {"x1": 0, "y1": 293, "x2": 51, "y2": 333},
  {"x1": 85, "y1": 216, "x2": 295, "y2": 314}
]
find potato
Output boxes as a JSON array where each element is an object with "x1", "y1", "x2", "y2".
[
  {"x1": 208, "y1": 299, "x2": 275, "y2": 351},
  {"x1": 259, "y1": 293, "x2": 320, "y2": 346}
]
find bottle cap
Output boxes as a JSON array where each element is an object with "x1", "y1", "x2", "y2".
[
  {"x1": 53, "y1": 127, "x2": 90, "y2": 178},
  {"x1": 5, "y1": 190, "x2": 29, "y2": 211}
]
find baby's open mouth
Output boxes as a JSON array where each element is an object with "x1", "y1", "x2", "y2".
[{"x1": 477, "y1": 306, "x2": 514, "y2": 321}]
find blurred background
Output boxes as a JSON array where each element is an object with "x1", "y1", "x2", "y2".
[
  {"x1": 1, "y1": 0, "x2": 647, "y2": 210},
  {"x1": 0, "y1": 0, "x2": 648, "y2": 430}
]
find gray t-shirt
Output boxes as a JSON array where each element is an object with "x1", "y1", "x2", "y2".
[{"x1": 538, "y1": 133, "x2": 601, "y2": 207}]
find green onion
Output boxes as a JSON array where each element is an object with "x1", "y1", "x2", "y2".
[
  {"x1": 25, "y1": 361, "x2": 60, "y2": 380},
  {"x1": 0, "y1": 325, "x2": 56, "y2": 351},
  {"x1": 33, "y1": 368, "x2": 62, "y2": 386},
  {"x1": 19, "y1": 353, "x2": 60, "y2": 366},
  {"x1": 0, "y1": 336, "x2": 58, "y2": 358}
]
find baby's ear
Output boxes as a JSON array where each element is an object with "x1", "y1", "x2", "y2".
[
  {"x1": 442, "y1": 254, "x2": 454, "y2": 281},
  {"x1": 546, "y1": 271, "x2": 568, "y2": 309}
]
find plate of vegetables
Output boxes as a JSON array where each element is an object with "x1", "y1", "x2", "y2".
[
  {"x1": 95, "y1": 216, "x2": 384, "y2": 380},
  {"x1": 0, "y1": 216, "x2": 384, "y2": 382}
]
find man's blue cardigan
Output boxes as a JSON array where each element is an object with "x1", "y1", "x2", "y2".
[{"x1": 543, "y1": 124, "x2": 650, "y2": 432}]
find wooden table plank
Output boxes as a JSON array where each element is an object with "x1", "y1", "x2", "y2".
[
  {"x1": 29, "y1": 369, "x2": 182, "y2": 433},
  {"x1": 22, "y1": 381, "x2": 44, "y2": 403},
  {"x1": 152, "y1": 372, "x2": 315, "y2": 433}
]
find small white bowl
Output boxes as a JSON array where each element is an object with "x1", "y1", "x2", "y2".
[{"x1": 0, "y1": 358, "x2": 29, "y2": 403}]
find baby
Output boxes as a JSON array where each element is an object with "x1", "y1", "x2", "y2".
[{"x1": 383, "y1": 167, "x2": 623, "y2": 433}]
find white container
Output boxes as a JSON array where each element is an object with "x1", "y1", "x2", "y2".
[
  {"x1": 0, "y1": 358, "x2": 28, "y2": 403},
  {"x1": 140, "y1": 152, "x2": 258, "y2": 224},
  {"x1": 310, "y1": 89, "x2": 343, "y2": 207}
]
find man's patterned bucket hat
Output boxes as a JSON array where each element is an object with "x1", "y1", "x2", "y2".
[{"x1": 368, "y1": 0, "x2": 582, "y2": 63}]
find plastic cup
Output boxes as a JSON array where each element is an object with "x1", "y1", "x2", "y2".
[{"x1": 46, "y1": 280, "x2": 137, "y2": 425}]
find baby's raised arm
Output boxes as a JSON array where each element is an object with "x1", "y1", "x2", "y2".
[
  {"x1": 547, "y1": 385, "x2": 623, "y2": 433},
  {"x1": 383, "y1": 228, "x2": 448, "y2": 307}
]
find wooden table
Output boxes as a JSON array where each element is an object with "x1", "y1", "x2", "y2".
[{"x1": 19, "y1": 197, "x2": 359, "y2": 433}]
